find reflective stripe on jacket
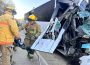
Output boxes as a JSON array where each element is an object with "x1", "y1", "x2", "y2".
[{"x1": 0, "y1": 13, "x2": 20, "y2": 45}]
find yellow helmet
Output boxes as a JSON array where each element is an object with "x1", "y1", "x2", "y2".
[{"x1": 28, "y1": 14, "x2": 37, "y2": 21}]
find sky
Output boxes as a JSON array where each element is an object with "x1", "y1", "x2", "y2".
[
  {"x1": 12, "y1": 0, "x2": 89, "y2": 19},
  {"x1": 13, "y1": 0, "x2": 50, "y2": 19}
]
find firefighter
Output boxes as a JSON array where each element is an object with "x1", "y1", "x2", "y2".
[
  {"x1": 0, "y1": 4, "x2": 20, "y2": 65},
  {"x1": 20, "y1": 14, "x2": 41, "y2": 59}
]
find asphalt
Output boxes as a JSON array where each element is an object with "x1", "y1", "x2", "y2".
[{"x1": 12, "y1": 47, "x2": 69, "y2": 65}]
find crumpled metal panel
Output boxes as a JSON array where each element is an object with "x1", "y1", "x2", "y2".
[{"x1": 33, "y1": 39, "x2": 55, "y2": 53}]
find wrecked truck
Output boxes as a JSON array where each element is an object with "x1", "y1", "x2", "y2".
[{"x1": 31, "y1": 0, "x2": 90, "y2": 63}]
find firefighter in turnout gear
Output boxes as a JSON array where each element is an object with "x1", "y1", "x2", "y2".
[
  {"x1": 20, "y1": 14, "x2": 41, "y2": 59},
  {"x1": 0, "y1": 4, "x2": 20, "y2": 65}
]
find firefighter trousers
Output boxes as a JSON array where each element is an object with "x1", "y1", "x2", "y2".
[
  {"x1": 0, "y1": 45, "x2": 13, "y2": 65},
  {"x1": 24, "y1": 37, "x2": 35, "y2": 54}
]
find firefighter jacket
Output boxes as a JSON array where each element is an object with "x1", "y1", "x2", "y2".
[
  {"x1": 0, "y1": 13, "x2": 20, "y2": 45},
  {"x1": 20, "y1": 22, "x2": 41, "y2": 38}
]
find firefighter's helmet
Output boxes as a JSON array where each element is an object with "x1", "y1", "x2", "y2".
[
  {"x1": 5, "y1": 4, "x2": 16, "y2": 15},
  {"x1": 28, "y1": 14, "x2": 37, "y2": 21}
]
